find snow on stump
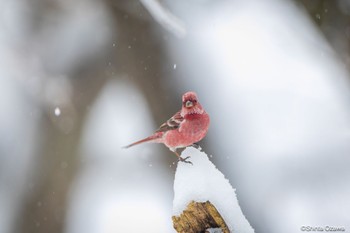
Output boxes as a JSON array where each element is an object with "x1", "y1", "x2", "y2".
[{"x1": 172, "y1": 147, "x2": 254, "y2": 233}]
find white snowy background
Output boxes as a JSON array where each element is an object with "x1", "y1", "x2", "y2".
[{"x1": 1, "y1": 0, "x2": 350, "y2": 233}]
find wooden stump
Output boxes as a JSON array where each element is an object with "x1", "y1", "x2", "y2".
[{"x1": 172, "y1": 201, "x2": 230, "y2": 233}]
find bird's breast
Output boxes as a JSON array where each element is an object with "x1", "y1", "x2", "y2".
[{"x1": 163, "y1": 112, "x2": 209, "y2": 149}]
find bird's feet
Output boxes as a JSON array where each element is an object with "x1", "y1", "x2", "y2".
[{"x1": 179, "y1": 156, "x2": 193, "y2": 165}]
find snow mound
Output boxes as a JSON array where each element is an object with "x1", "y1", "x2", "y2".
[{"x1": 173, "y1": 147, "x2": 254, "y2": 233}]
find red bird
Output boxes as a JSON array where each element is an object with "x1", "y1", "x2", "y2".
[{"x1": 124, "y1": 91, "x2": 210, "y2": 164}]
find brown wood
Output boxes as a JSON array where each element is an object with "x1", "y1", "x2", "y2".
[{"x1": 172, "y1": 201, "x2": 230, "y2": 233}]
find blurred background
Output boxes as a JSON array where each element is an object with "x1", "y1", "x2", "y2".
[{"x1": 1, "y1": 0, "x2": 350, "y2": 232}]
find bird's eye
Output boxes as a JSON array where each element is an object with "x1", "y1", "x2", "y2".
[{"x1": 185, "y1": 100, "x2": 193, "y2": 108}]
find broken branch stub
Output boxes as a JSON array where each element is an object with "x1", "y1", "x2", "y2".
[{"x1": 172, "y1": 201, "x2": 230, "y2": 233}]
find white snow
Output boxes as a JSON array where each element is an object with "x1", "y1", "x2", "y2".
[
  {"x1": 54, "y1": 107, "x2": 61, "y2": 116},
  {"x1": 173, "y1": 147, "x2": 254, "y2": 233},
  {"x1": 207, "y1": 228, "x2": 223, "y2": 233}
]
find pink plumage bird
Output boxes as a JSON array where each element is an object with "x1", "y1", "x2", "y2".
[{"x1": 124, "y1": 91, "x2": 210, "y2": 164}]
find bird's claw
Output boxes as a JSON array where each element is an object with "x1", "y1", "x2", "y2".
[{"x1": 179, "y1": 156, "x2": 193, "y2": 165}]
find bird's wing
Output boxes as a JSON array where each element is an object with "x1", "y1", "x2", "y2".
[{"x1": 156, "y1": 111, "x2": 184, "y2": 133}]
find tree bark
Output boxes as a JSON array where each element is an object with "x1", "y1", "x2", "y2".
[{"x1": 172, "y1": 201, "x2": 230, "y2": 233}]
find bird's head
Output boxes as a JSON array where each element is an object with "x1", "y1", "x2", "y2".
[{"x1": 181, "y1": 91, "x2": 204, "y2": 115}]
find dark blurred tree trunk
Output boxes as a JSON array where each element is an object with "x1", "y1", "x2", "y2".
[
  {"x1": 15, "y1": 1, "x2": 176, "y2": 233},
  {"x1": 108, "y1": 0, "x2": 178, "y2": 120},
  {"x1": 297, "y1": 0, "x2": 350, "y2": 67},
  {"x1": 14, "y1": 70, "x2": 108, "y2": 233}
]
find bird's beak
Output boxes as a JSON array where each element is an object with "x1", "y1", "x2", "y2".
[{"x1": 185, "y1": 100, "x2": 193, "y2": 108}]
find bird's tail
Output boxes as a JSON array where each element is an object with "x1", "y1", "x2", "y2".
[{"x1": 123, "y1": 133, "x2": 162, "y2": 149}]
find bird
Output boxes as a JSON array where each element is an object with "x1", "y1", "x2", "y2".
[{"x1": 124, "y1": 91, "x2": 210, "y2": 164}]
